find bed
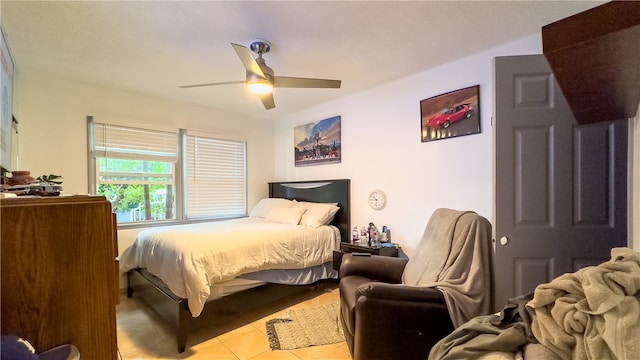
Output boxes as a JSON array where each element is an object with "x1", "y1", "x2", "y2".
[{"x1": 122, "y1": 179, "x2": 350, "y2": 352}]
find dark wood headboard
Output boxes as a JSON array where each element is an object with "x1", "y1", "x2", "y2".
[{"x1": 269, "y1": 179, "x2": 350, "y2": 243}]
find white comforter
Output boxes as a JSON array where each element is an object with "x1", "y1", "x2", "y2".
[{"x1": 120, "y1": 217, "x2": 339, "y2": 317}]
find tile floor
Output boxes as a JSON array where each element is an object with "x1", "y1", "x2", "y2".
[{"x1": 116, "y1": 282, "x2": 352, "y2": 360}]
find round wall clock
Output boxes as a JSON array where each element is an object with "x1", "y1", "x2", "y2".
[{"x1": 368, "y1": 189, "x2": 387, "y2": 210}]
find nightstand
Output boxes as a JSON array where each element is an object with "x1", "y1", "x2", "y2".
[{"x1": 332, "y1": 242, "x2": 404, "y2": 271}]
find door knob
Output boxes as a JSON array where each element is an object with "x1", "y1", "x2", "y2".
[{"x1": 499, "y1": 236, "x2": 509, "y2": 246}]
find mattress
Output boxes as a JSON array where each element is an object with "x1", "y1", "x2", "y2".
[
  {"x1": 209, "y1": 262, "x2": 337, "y2": 300},
  {"x1": 120, "y1": 217, "x2": 339, "y2": 316}
]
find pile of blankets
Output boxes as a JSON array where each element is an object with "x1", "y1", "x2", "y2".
[{"x1": 429, "y1": 247, "x2": 640, "y2": 360}]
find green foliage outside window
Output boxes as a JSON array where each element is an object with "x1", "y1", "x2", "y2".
[{"x1": 97, "y1": 158, "x2": 175, "y2": 222}]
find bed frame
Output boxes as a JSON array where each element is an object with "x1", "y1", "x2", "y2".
[{"x1": 126, "y1": 179, "x2": 350, "y2": 353}]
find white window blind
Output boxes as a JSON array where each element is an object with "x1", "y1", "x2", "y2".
[
  {"x1": 185, "y1": 131, "x2": 247, "y2": 219},
  {"x1": 90, "y1": 121, "x2": 179, "y2": 223},
  {"x1": 88, "y1": 118, "x2": 247, "y2": 224},
  {"x1": 93, "y1": 123, "x2": 178, "y2": 162}
]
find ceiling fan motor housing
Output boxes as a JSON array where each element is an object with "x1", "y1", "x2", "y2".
[
  {"x1": 254, "y1": 58, "x2": 274, "y2": 77},
  {"x1": 246, "y1": 56, "x2": 274, "y2": 89},
  {"x1": 247, "y1": 41, "x2": 274, "y2": 87}
]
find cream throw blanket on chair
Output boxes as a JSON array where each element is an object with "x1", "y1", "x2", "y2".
[
  {"x1": 526, "y1": 247, "x2": 640, "y2": 360},
  {"x1": 402, "y1": 208, "x2": 493, "y2": 327}
]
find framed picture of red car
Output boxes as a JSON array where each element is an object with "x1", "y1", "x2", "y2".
[{"x1": 420, "y1": 85, "x2": 480, "y2": 142}]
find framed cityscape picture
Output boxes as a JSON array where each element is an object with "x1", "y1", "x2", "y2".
[
  {"x1": 294, "y1": 115, "x2": 341, "y2": 167},
  {"x1": 420, "y1": 85, "x2": 480, "y2": 142}
]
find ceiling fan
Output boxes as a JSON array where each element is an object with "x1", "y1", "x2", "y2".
[{"x1": 180, "y1": 40, "x2": 342, "y2": 110}]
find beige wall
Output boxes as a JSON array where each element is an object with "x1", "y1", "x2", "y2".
[
  {"x1": 13, "y1": 70, "x2": 276, "y2": 196},
  {"x1": 11, "y1": 68, "x2": 277, "y2": 263}
]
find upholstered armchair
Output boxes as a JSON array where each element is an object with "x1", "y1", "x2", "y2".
[{"x1": 339, "y1": 208, "x2": 493, "y2": 360}]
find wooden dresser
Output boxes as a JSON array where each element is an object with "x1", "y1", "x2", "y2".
[{"x1": 1, "y1": 195, "x2": 119, "y2": 359}]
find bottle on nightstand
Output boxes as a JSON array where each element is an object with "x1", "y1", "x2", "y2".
[
  {"x1": 360, "y1": 226, "x2": 368, "y2": 245},
  {"x1": 352, "y1": 226, "x2": 359, "y2": 243},
  {"x1": 368, "y1": 222, "x2": 380, "y2": 247},
  {"x1": 381, "y1": 225, "x2": 390, "y2": 242}
]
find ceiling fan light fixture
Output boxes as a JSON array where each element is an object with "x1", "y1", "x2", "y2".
[
  {"x1": 247, "y1": 79, "x2": 273, "y2": 94},
  {"x1": 180, "y1": 41, "x2": 342, "y2": 110}
]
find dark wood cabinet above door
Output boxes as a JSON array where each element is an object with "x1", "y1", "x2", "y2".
[{"x1": 542, "y1": 1, "x2": 640, "y2": 125}]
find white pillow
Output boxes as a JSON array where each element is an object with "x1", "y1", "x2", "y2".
[
  {"x1": 294, "y1": 201, "x2": 340, "y2": 228},
  {"x1": 264, "y1": 207, "x2": 307, "y2": 225},
  {"x1": 250, "y1": 198, "x2": 294, "y2": 218}
]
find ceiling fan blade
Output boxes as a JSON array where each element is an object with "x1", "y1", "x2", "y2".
[
  {"x1": 231, "y1": 43, "x2": 265, "y2": 78},
  {"x1": 179, "y1": 80, "x2": 244, "y2": 89},
  {"x1": 274, "y1": 76, "x2": 341, "y2": 89},
  {"x1": 259, "y1": 93, "x2": 275, "y2": 110}
]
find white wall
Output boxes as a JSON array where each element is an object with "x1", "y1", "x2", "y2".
[
  {"x1": 272, "y1": 34, "x2": 546, "y2": 255},
  {"x1": 11, "y1": 68, "x2": 277, "y2": 265},
  {"x1": 274, "y1": 33, "x2": 640, "y2": 255}
]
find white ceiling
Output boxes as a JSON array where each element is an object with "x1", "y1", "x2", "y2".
[{"x1": 1, "y1": 1, "x2": 604, "y2": 121}]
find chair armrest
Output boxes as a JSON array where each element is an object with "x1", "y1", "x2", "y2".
[
  {"x1": 356, "y1": 282, "x2": 446, "y2": 303},
  {"x1": 351, "y1": 283, "x2": 453, "y2": 360},
  {"x1": 340, "y1": 254, "x2": 408, "y2": 283}
]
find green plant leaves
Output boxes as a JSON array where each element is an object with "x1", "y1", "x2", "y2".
[{"x1": 37, "y1": 174, "x2": 63, "y2": 185}]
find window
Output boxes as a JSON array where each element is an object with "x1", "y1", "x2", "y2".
[
  {"x1": 88, "y1": 118, "x2": 247, "y2": 225},
  {"x1": 184, "y1": 130, "x2": 247, "y2": 219}
]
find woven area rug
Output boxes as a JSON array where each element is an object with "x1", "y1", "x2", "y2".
[{"x1": 266, "y1": 302, "x2": 344, "y2": 350}]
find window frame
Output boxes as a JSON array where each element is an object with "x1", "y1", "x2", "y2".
[{"x1": 87, "y1": 116, "x2": 248, "y2": 229}]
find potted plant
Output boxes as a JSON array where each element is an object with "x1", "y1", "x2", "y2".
[{"x1": 36, "y1": 174, "x2": 63, "y2": 186}]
